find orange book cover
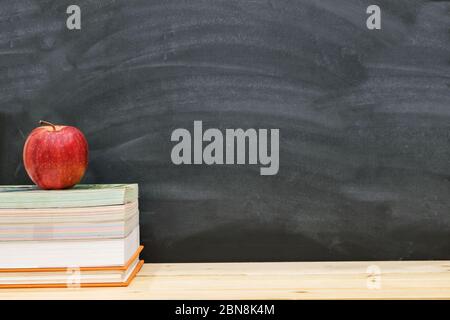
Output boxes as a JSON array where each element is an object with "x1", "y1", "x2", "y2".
[
  {"x1": 0, "y1": 260, "x2": 144, "y2": 289},
  {"x1": 0, "y1": 246, "x2": 144, "y2": 289}
]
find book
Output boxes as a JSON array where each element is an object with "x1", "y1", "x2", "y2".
[
  {"x1": 0, "y1": 260, "x2": 144, "y2": 288},
  {"x1": 0, "y1": 246, "x2": 144, "y2": 288},
  {"x1": 0, "y1": 226, "x2": 140, "y2": 268},
  {"x1": 0, "y1": 200, "x2": 139, "y2": 241},
  {"x1": 0, "y1": 184, "x2": 138, "y2": 209}
]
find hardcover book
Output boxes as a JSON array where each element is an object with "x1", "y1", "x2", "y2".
[
  {"x1": 0, "y1": 184, "x2": 138, "y2": 209},
  {"x1": 0, "y1": 246, "x2": 144, "y2": 288}
]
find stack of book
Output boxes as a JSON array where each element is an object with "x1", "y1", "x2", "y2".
[{"x1": 0, "y1": 184, "x2": 143, "y2": 288}]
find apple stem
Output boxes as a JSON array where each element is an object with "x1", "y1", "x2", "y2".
[{"x1": 39, "y1": 120, "x2": 56, "y2": 131}]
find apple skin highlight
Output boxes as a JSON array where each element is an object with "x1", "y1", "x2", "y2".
[{"x1": 23, "y1": 121, "x2": 89, "y2": 190}]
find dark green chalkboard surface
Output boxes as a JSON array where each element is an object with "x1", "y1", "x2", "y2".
[{"x1": 1, "y1": 0, "x2": 449, "y2": 262}]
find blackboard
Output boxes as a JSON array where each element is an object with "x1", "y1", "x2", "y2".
[{"x1": 1, "y1": 0, "x2": 449, "y2": 262}]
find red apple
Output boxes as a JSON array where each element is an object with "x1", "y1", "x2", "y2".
[{"x1": 23, "y1": 120, "x2": 88, "y2": 190}]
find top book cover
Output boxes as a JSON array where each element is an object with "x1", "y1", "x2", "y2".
[{"x1": 0, "y1": 184, "x2": 138, "y2": 209}]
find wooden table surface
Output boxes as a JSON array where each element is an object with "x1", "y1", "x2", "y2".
[{"x1": 1, "y1": 261, "x2": 450, "y2": 299}]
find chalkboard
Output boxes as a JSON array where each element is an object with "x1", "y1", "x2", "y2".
[{"x1": 1, "y1": 0, "x2": 449, "y2": 262}]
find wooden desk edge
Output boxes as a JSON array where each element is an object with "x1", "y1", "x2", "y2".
[{"x1": 1, "y1": 260, "x2": 450, "y2": 300}]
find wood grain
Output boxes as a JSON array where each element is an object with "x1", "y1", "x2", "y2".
[{"x1": 1, "y1": 261, "x2": 450, "y2": 299}]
